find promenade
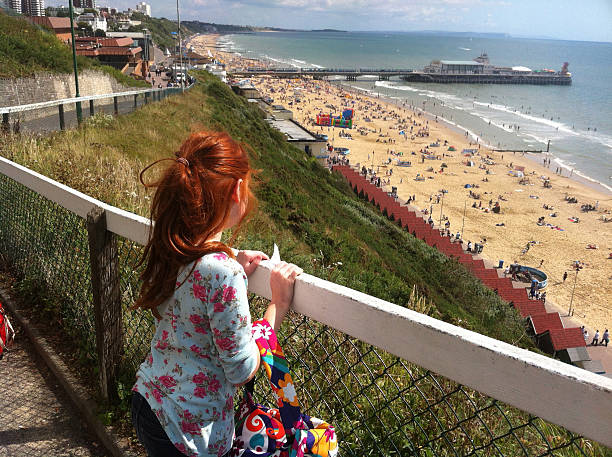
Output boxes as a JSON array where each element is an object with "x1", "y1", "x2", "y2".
[{"x1": 0, "y1": 320, "x2": 106, "y2": 456}]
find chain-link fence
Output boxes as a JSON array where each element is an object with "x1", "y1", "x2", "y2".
[
  {"x1": 0, "y1": 170, "x2": 609, "y2": 456},
  {"x1": 1, "y1": 85, "x2": 189, "y2": 135}
]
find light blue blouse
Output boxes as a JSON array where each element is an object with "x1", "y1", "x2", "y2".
[{"x1": 133, "y1": 252, "x2": 259, "y2": 457}]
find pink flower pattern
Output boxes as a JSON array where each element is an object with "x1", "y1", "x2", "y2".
[{"x1": 132, "y1": 253, "x2": 256, "y2": 456}]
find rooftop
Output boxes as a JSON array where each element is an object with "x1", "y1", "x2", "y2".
[
  {"x1": 440, "y1": 60, "x2": 485, "y2": 66},
  {"x1": 27, "y1": 16, "x2": 70, "y2": 30},
  {"x1": 547, "y1": 328, "x2": 587, "y2": 351},
  {"x1": 266, "y1": 119, "x2": 318, "y2": 142},
  {"x1": 529, "y1": 312, "x2": 563, "y2": 335}
]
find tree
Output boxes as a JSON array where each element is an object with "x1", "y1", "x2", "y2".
[
  {"x1": 77, "y1": 22, "x2": 93, "y2": 34},
  {"x1": 94, "y1": 29, "x2": 106, "y2": 37}
]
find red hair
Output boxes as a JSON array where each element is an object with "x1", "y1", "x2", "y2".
[{"x1": 133, "y1": 131, "x2": 256, "y2": 316}]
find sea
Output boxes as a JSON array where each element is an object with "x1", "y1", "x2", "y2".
[{"x1": 219, "y1": 31, "x2": 612, "y2": 194}]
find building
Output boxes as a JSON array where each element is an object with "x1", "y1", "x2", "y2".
[
  {"x1": 76, "y1": 13, "x2": 107, "y2": 32},
  {"x1": 27, "y1": 16, "x2": 71, "y2": 42},
  {"x1": 21, "y1": 0, "x2": 45, "y2": 16},
  {"x1": 135, "y1": 1, "x2": 150, "y2": 16},
  {"x1": 105, "y1": 31, "x2": 153, "y2": 63},
  {"x1": 73, "y1": 0, "x2": 95, "y2": 8},
  {"x1": 75, "y1": 36, "x2": 144, "y2": 76},
  {"x1": 5, "y1": 0, "x2": 21, "y2": 14}
]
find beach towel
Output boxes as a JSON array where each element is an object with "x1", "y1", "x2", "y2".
[{"x1": 231, "y1": 319, "x2": 337, "y2": 457}]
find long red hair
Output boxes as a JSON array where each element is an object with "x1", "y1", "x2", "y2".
[{"x1": 133, "y1": 131, "x2": 256, "y2": 316}]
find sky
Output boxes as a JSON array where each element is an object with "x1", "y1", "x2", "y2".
[{"x1": 52, "y1": 0, "x2": 612, "y2": 43}]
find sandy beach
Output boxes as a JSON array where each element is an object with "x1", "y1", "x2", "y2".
[{"x1": 189, "y1": 34, "x2": 612, "y2": 335}]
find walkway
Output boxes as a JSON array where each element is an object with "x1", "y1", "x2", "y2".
[{"x1": 0, "y1": 321, "x2": 106, "y2": 457}]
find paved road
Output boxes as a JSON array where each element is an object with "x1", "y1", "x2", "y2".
[
  {"x1": 0, "y1": 322, "x2": 106, "y2": 457},
  {"x1": 16, "y1": 97, "x2": 149, "y2": 134}
]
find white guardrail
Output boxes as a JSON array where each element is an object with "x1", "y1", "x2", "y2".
[
  {"x1": 0, "y1": 83, "x2": 194, "y2": 114},
  {"x1": 1, "y1": 154, "x2": 611, "y2": 447}
]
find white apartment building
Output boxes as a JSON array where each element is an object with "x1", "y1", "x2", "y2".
[
  {"x1": 5, "y1": 0, "x2": 21, "y2": 13},
  {"x1": 76, "y1": 12, "x2": 107, "y2": 32},
  {"x1": 21, "y1": 0, "x2": 45, "y2": 16},
  {"x1": 135, "y1": 1, "x2": 150, "y2": 16}
]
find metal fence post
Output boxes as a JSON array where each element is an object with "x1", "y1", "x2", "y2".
[
  {"x1": 144, "y1": 92, "x2": 149, "y2": 104},
  {"x1": 89, "y1": 99, "x2": 95, "y2": 117},
  {"x1": 134, "y1": 94, "x2": 138, "y2": 108},
  {"x1": 58, "y1": 104, "x2": 65, "y2": 130},
  {"x1": 86, "y1": 206, "x2": 124, "y2": 403},
  {"x1": 1, "y1": 113, "x2": 9, "y2": 133},
  {"x1": 113, "y1": 96, "x2": 119, "y2": 115}
]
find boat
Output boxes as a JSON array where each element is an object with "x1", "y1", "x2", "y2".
[{"x1": 400, "y1": 53, "x2": 571, "y2": 85}]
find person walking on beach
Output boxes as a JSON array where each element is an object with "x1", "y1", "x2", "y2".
[
  {"x1": 130, "y1": 131, "x2": 303, "y2": 457},
  {"x1": 563, "y1": 271, "x2": 568, "y2": 282},
  {"x1": 602, "y1": 329, "x2": 609, "y2": 347},
  {"x1": 592, "y1": 330, "x2": 600, "y2": 346},
  {"x1": 582, "y1": 326, "x2": 588, "y2": 344}
]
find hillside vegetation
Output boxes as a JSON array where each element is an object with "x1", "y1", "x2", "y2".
[
  {"x1": 127, "y1": 12, "x2": 191, "y2": 52},
  {"x1": 0, "y1": 11, "x2": 147, "y2": 86}
]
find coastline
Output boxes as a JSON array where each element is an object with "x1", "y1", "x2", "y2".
[
  {"x1": 335, "y1": 81, "x2": 612, "y2": 197},
  {"x1": 190, "y1": 33, "x2": 612, "y2": 334}
]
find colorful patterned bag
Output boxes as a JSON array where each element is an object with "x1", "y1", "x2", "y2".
[
  {"x1": 0, "y1": 301, "x2": 15, "y2": 361},
  {"x1": 231, "y1": 319, "x2": 337, "y2": 457}
]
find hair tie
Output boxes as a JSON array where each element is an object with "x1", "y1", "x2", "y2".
[{"x1": 177, "y1": 157, "x2": 190, "y2": 167}]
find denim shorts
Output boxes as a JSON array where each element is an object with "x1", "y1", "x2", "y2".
[{"x1": 131, "y1": 391, "x2": 188, "y2": 457}]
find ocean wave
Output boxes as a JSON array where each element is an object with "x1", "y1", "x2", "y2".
[
  {"x1": 553, "y1": 158, "x2": 612, "y2": 192},
  {"x1": 470, "y1": 113, "x2": 514, "y2": 133},
  {"x1": 459, "y1": 47, "x2": 472, "y2": 51},
  {"x1": 374, "y1": 81, "x2": 420, "y2": 92},
  {"x1": 473, "y1": 101, "x2": 579, "y2": 137}
]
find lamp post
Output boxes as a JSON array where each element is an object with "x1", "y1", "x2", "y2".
[
  {"x1": 460, "y1": 197, "x2": 467, "y2": 238},
  {"x1": 438, "y1": 191, "x2": 445, "y2": 227},
  {"x1": 176, "y1": 0, "x2": 184, "y2": 92},
  {"x1": 568, "y1": 261, "x2": 583, "y2": 316},
  {"x1": 68, "y1": 0, "x2": 82, "y2": 124}
]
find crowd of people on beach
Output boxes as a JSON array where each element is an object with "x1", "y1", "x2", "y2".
[{"x1": 198, "y1": 37, "x2": 612, "y2": 350}]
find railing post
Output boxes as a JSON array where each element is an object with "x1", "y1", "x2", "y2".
[
  {"x1": 1, "y1": 113, "x2": 9, "y2": 133},
  {"x1": 113, "y1": 96, "x2": 119, "y2": 115},
  {"x1": 134, "y1": 94, "x2": 138, "y2": 108},
  {"x1": 86, "y1": 206, "x2": 123, "y2": 403},
  {"x1": 76, "y1": 101, "x2": 83, "y2": 125},
  {"x1": 89, "y1": 99, "x2": 94, "y2": 117},
  {"x1": 58, "y1": 104, "x2": 65, "y2": 130},
  {"x1": 144, "y1": 92, "x2": 149, "y2": 104}
]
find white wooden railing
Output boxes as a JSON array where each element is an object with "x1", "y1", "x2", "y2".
[{"x1": 1, "y1": 154, "x2": 611, "y2": 447}]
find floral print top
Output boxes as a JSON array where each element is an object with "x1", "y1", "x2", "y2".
[{"x1": 133, "y1": 252, "x2": 259, "y2": 457}]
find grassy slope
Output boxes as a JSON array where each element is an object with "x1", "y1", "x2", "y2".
[
  {"x1": 0, "y1": 11, "x2": 147, "y2": 87},
  {"x1": 4, "y1": 70, "x2": 535, "y2": 350}
]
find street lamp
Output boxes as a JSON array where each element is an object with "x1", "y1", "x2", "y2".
[
  {"x1": 438, "y1": 191, "x2": 445, "y2": 227},
  {"x1": 68, "y1": 0, "x2": 82, "y2": 124},
  {"x1": 176, "y1": 0, "x2": 184, "y2": 92},
  {"x1": 460, "y1": 197, "x2": 467, "y2": 238},
  {"x1": 568, "y1": 261, "x2": 583, "y2": 316}
]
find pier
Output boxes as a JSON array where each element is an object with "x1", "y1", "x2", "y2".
[
  {"x1": 229, "y1": 67, "x2": 414, "y2": 81},
  {"x1": 229, "y1": 68, "x2": 571, "y2": 85}
]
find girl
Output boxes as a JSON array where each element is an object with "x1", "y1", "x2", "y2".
[{"x1": 131, "y1": 131, "x2": 302, "y2": 457}]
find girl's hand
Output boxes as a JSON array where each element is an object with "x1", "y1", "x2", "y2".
[
  {"x1": 237, "y1": 250, "x2": 269, "y2": 276},
  {"x1": 265, "y1": 261, "x2": 303, "y2": 332},
  {"x1": 270, "y1": 261, "x2": 303, "y2": 309}
]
